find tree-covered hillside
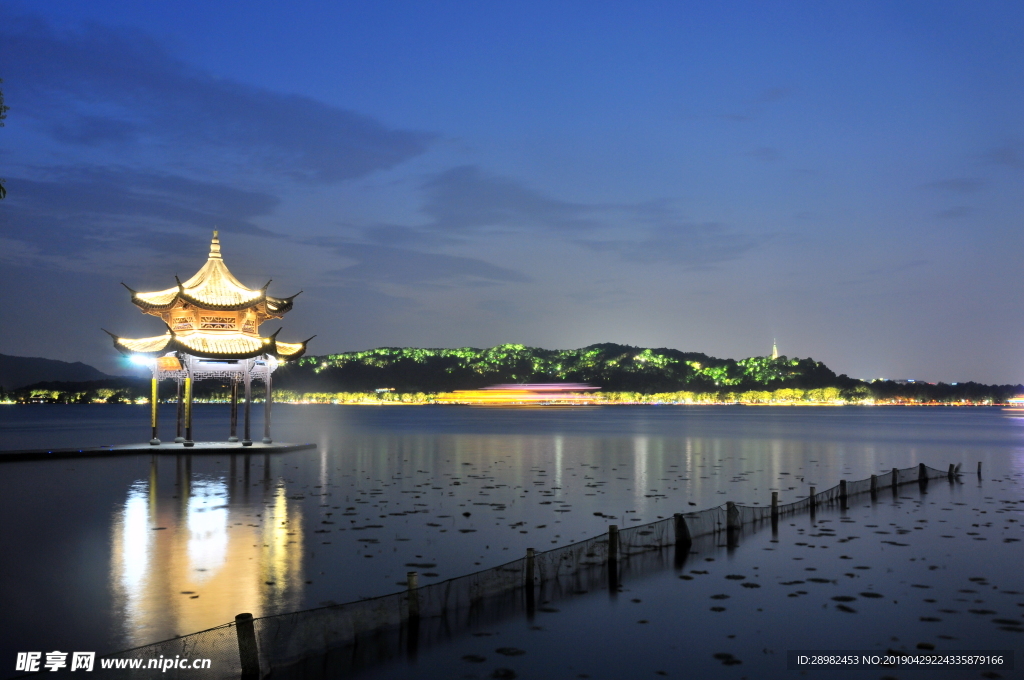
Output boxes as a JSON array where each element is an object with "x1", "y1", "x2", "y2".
[
  {"x1": 4, "y1": 344, "x2": 1020, "y2": 405},
  {"x1": 277, "y1": 343, "x2": 855, "y2": 393}
]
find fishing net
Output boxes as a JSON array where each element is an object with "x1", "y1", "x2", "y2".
[{"x1": 31, "y1": 464, "x2": 955, "y2": 679}]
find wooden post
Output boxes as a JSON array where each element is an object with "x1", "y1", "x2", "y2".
[
  {"x1": 229, "y1": 379, "x2": 239, "y2": 442},
  {"x1": 183, "y1": 376, "x2": 194, "y2": 447},
  {"x1": 808, "y1": 487, "x2": 816, "y2": 510},
  {"x1": 770, "y1": 492, "x2": 779, "y2": 520},
  {"x1": 525, "y1": 548, "x2": 536, "y2": 618},
  {"x1": 977, "y1": 461, "x2": 982, "y2": 478},
  {"x1": 726, "y1": 501, "x2": 740, "y2": 548},
  {"x1": 174, "y1": 378, "x2": 184, "y2": 443},
  {"x1": 726, "y1": 501, "x2": 740, "y2": 530},
  {"x1": 918, "y1": 462, "x2": 927, "y2": 480},
  {"x1": 839, "y1": 480, "x2": 847, "y2": 508},
  {"x1": 406, "y1": 571, "x2": 419, "y2": 618},
  {"x1": 947, "y1": 464, "x2": 955, "y2": 482},
  {"x1": 262, "y1": 367, "x2": 273, "y2": 444},
  {"x1": 406, "y1": 571, "x2": 420, "y2": 660},
  {"x1": 149, "y1": 377, "x2": 160, "y2": 445},
  {"x1": 243, "y1": 364, "x2": 252, "y2": 446},
  {"x1": 674, "y1": 513, "x2": 691, "y2": 568},
  {"x1": 608, "y1": 525, "x2": 619, "y2": 590},
  {"x1": 891, "y1": 467, "x2": 898, "y2": 491},
  {"x1": 674, "y1": 512, "x2": 691, "y2": 544},
  {"x1": 870, "y1": 474, "x2": 878, "y2": 498},
  {"x1": 235, "y1": 613, "x2": 260, "y2": 679}
]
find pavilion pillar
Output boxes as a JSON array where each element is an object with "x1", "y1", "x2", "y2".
[
  {"x1": 229, "y1": 378, "x2": 239, "y2": 442},
  {"x1": 243, "y1": 361, "x2": 253, "y2": 446},
  {"x1": 183, "y1": 374, "x2": 194, "y2": 447},
  {"x1": 149, "y1": 376, "x2": 161, "y2": 445},
  {"x1": 174, "y1": 378, "x2": 184, "y2": 443},
  {"x1": 183, "y1": 356, "x2": 195, "y2": 448},
  {"x1": 262, "y1": 363, "x2": 273, "y2": 444}
]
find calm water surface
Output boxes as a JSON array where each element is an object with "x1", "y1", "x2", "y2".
[{"x1": 1, "y1": 405, "x2": 1022, "y2": 677}]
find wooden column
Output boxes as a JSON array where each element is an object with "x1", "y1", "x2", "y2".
[
  {"x1": 870, "y1": 474, "x2": 878, "y2": 499},
  {"x1": 243, "y1": 362, "x2": 252, "y2": 446},
  {"x1": 262, "y1": 364, "x2": 273, "y2": 444},
  {"x1": 947, "y1": 464, "x2": 955, "y2": 482},
  {"x1": 149, "y1": 376, "x2": 160, "y2": 445},
  {"x1": 839, "y1": 479, "x2": 848, "y2": 509},
  {"x1": 183, "y1": 375, "x2": 194, "y2": 447},
  {"x1": 891, "y1": 467, "x2": 899, "y2": 492},
  {"x1": 174, "y1": 378, "x2": 184, "y2": 443},
  {"x1": 229, "y1": 379, "x2": 239, "y2": 442}
]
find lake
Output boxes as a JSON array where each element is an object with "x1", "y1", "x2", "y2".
[{"x1": 1, "y1": 405, "x2": 1022, "y2": 678}]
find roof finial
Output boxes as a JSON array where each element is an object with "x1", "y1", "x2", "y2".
[{"x1": 209, "y1": 229, "x2": 222, "y2": 259}]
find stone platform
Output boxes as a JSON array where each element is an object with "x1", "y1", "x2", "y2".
[{"x1": 0, "y1": 441, "x2": 316, "y2": 462}]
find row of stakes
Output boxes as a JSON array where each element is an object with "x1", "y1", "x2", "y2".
[{"x1": 231, "y1": 461, "x2": 976, "y2": 678}]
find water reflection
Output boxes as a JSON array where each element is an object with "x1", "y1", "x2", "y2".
[{"x1": 110, "y1": 456, "x2": 304, "y2": 647}]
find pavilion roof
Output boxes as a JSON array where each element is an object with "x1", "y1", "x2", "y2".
[
  {"x1": 106, "y1": 330, "x2": 310, "y2": 361},
  {"x1": 127, "y1": 232, "x2": 298, "y2": 313}
]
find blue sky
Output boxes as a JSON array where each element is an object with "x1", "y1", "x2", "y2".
[{"x1": 1, "y1": 1, "x2": 1022, "y2": 382}]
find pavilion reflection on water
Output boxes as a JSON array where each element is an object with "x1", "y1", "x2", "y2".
[
  {"x1": 111, "y1": 455, "x2": 304, "y2": 647},
  {"x1": 105, "y1": 231, "x2": 313, "y2": 446}
]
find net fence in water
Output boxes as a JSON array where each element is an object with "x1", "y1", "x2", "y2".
[{"x1": 38, "y1": 463, "x2": 955, "y2": 679}]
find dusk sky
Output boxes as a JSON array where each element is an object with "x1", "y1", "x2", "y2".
[{"x1": 1, "y1": 1, "x2": 1022, "y2": 383}]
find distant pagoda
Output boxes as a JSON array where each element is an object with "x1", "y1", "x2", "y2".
[{"x1": 106, "y1": 231, "x2": 313, "y2": 446}]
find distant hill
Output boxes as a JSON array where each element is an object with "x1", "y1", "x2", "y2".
[
  {"x1": 0, "y1": 353, "x2": 113, "y2": 390},
  {"x1": 276, "y1": 343, "x2": 854, "y2": 393}
]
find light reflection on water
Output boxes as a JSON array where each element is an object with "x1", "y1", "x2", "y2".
[
  {"x1": 108, "y1": 460, "x2": 303, "y2": 648},
  {"x1": 3, "y1": 404, "x2": 1024, "y2": 664}
]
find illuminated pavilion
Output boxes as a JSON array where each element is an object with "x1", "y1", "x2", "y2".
[{"x1": 105, "y1": 231, "x2": 312, "y2": 446}]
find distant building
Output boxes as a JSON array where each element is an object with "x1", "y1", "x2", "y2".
[{"x1": 771, "y1": 340, "x2": 779, "y2": 360}]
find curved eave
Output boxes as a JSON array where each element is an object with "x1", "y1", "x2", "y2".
[
  {"x1": 275, "y1": 337, "x2": 312, "y2": 361},
  {"x1": 131, "y1": 290, "x2": 270, "y2": 313},
  {"x1": 129, "y1": 289, "x2": 302, "y2": 315},
  {"x1": 266, "y1": 291, "x2": 301, "y2": 317},
  {"x1": 106, "y1": 331, "x2": 310, "y2": 361}
]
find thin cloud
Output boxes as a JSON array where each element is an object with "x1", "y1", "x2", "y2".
[
  {"x1": 922, "y1": 178, "x2": 986, "y2": 194},
  {"x1": 748, "y1": 147, "x2": 781, "y2": 162},
  {"x1": 984, "y1": 143, "x2": 1024, "y2": 170},
  {"x1": 719, "y1": 86, "x2": 796, "y2": 122},
  {"x1": 2, "y1": 15, "x2": 433, "y2": 184},
  {"x1": 935, "y1": 206, "x2": 973, "y2": 219},
  {"x1": 0, "y1": 167, "x2": 282, "y2": 266},
  {"x1": 420, "y1": 165, "x2": 596, "y2": 233},
  {"x1": 312, "y1": 239, "x2": 530, "y2": 287},
  {"x1": 389, "y1": 166, "x2": 766, "y2": 269},
  {"x1": 578, "y1": 223, "x2": 766, "y2": 267},
  {"x1": 756, "y1": 86, "x2": 796, "y2": 103}
]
